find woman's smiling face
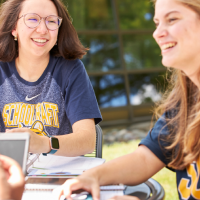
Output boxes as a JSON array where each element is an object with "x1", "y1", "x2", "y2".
[
  {"x1": 153, "y1": 0, "x2": 200, "y2": 76},
  {"x1": 12, "y1": 0, "x2": 59, "y2": 59}
]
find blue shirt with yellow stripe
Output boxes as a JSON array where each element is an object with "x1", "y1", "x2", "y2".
[{"x1": 140, "y1": 113, "x2": 200, "y2": 200}]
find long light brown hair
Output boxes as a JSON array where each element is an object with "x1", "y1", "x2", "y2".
[
  {"x1": 152, "y1": 0, "x2": 200, "y2": 170},
  {"x1": 0, "y1": 0, "x2": 88, "y2": 62}
]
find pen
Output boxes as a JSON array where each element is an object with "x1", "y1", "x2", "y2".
[
  {"x1": 85, "y1": 194, "x2": 93, "y2": 200},
  {"x1": 64, "y1": 193, "x2": 93, "y2": 200}
]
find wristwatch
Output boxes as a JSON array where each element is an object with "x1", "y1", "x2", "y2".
[{"x1": 42, "y1": 136, "x2": 59, "y2": 156}]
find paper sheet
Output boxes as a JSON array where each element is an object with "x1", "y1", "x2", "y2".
[
  {"x1": 22, "y1": 187, "x2": 124, "y2": 200},
  {"x1": 28, "y1": 155, "x2": 105, "y2": 176},
  {"x1": 100, "y1": 190, "x2": 124, "y2": 199},
  {"x1": 33, "y1": 168, "x2": 83, "y2": 176}
]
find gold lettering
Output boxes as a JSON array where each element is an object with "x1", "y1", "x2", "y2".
[
  {"x1": 13, "y1": 103, "x2": 21, "y2": 125},
  {"x1": 24, "y1": 104, "x2": 32, "y2": 126},
  {"x1": 2, "y1": 102, "x2": 59, "y2": 129},
  {"x1": 50, "y1": 104, "x2": 59, "y2": 128},
  {"x1": 44, "y1": 103, "x2": 51, "y2": 125},
  {"x1": 35, "y1": 103, "x2": 41, "y2": 121},
  {"x1": 178, "y1": 158, "x2": 200, "y2": 199},
  {"x1": 191, "y1": 157, "x2": 200, "y2": 198},
  {"x1": 41, "y1": 103, "x2": 48, "y2": 125},
  {"x1": 3, "y1": 105, "x2": 10, "y2": 126},
  {"x1": 19, "y1": 104, "x2": 27, "y2": 123},
  {"x1": 28, "y1": 105, "x2": 35, "y2": 125},
  {"x1": 8, "y1": 104, "x2": 15, "y2": 126}
]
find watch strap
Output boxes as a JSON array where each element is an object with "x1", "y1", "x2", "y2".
[
  {"x1": 43, "y1": 149, "x2": 57, "y2": 156},
  {"x1": 42, "y1": 136, "x2": 58, "y2": 156}
]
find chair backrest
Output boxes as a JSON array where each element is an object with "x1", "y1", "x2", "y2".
[
  {"x1": 95, "y1": 124, "x2": 103, "y2": 158},
  {"x1": 145, "y1": 178, "x2": 165, "y2": 200},
  {"x1": 84, "y1": 124, "x2": 103, "y2": 158},
  {"x1": 124, "y1": 178, "x2": 165, "y2": 200}
]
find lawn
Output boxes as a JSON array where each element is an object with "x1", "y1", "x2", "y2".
[{"x1": 102, "y1": 140, "x2": 179, "y2": 200}]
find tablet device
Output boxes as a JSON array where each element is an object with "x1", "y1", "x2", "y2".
[{"x1": 0, "y1": 133, "x2": 30, "y2": 174}]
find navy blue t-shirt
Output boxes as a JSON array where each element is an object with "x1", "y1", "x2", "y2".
[
  {"x1": 0, "y1": 55, "x2": 102, "y2": 136},
  {"x1": 140, "y1": 113, "x2": 200, "y2": 200}
]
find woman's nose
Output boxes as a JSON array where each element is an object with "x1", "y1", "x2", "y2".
[
  {"x1": 153, "y1": 24, "x2": 168, "y2": 40},
  {"x1": 36, "y1": 18, "x2": 48, "y2": 34}
]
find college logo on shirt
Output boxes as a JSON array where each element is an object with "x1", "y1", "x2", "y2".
[
  {"x1": 2, "y1": 102, "x2": 60, "y2": 128},
  {"x1": 19, "y1": 120, "x2": 50, "y2": 137},
  {"x1": 178, "y1": 157, "x2": 200, "y2": 199}
]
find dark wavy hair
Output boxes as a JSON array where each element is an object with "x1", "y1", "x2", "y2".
[{"x1": 0, "y1": 0, "x2": 88, "y2": 62}]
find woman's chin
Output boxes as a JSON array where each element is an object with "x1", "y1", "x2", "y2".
[{"x1": 162, "y1": 59, "x2": 175, "y2": 69}]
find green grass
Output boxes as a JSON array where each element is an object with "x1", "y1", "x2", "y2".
[{"x1": 102, "y1": 140, "x2": 179, "y2": 200}]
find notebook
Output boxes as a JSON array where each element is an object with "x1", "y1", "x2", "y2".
[
  {"x1": 23, "y1": 177, "x2": 125, "y2": 200},
  {"x1": 0, "y1": 133, "x2": 30, "y2": 174}
]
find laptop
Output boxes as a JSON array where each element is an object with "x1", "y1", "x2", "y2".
[{"x1": 0, "y1": 133, "x2": 30, "y2": 174}]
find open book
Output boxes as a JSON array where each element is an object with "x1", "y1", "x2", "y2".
[{"x1": 27, "y1": 154, "x2": 105, "y2": 176}]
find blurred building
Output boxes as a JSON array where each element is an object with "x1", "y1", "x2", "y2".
[{"x1": 65, "y1": 0, "x2": 167, "y2": 126}]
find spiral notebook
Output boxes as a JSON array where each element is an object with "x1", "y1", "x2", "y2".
[
  {"x1": 22, "y1": 177, "x2": 125, "y2": 200},
  {"x1": 22, "y1": 180, "x2": 125, "y2": 200}
]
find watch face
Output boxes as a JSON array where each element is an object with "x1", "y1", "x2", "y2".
[{"x1": 51, "y1": 137, "x2": 59, "y2": 149}]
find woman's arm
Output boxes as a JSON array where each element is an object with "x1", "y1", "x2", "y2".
[
  {"x1": 6, "y1": 118, "x2": 96, "y2": 157},
  {"x1": 53, "y1": 145, "x2": 165, "y2": 200},
  {"x1": 53, "y1": 118, "x2": 96, "y2": 156},
  {"x1": 94, "y1": 145, "x2": 165, "y2": 186}
]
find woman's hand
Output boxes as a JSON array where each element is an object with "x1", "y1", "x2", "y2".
[
  {"x1": 53, "y1": 171, "x2": 100, "y2": 200},
  {"x1": 53, "y1": 175, "x2": 141, "y2": 200},
  {"x1": 0, "y1": 155, "x2": 25, "y2": 200},
  {"x1": 6, "y1": 128, "x2": 50, "y2": 154}
]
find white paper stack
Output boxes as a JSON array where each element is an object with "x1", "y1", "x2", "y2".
[{"x1": 27, "y1": 154, "x2": 105, "y2": 176}]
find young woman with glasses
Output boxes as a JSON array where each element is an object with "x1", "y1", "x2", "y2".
[
  {"x1": 0, "y1": 0, "x2": 102, "y2": 156},
  {"x1": 54, "y1": 0, "x2": 200, "y2": 199}
]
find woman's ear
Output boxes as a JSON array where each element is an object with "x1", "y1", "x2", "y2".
[{"x1": 11, "y1": 29, "x2": 17, "y2": 37}]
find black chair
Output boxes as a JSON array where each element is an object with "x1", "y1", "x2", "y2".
[
  {"x1": 84, "y1": 124, "x2": 103, "y2": 158},
  {"x1": 124, "y1": 178, "x2": 165, "y2": 200}
]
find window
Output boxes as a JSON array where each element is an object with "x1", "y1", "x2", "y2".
[{"x1": 63, "y1": 0, "x2": 166, "y2": 124}]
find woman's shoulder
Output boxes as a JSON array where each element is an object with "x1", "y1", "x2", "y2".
[
  {"x1": 52, "y1": 56, "x2": 84, "y2": 71},
  {"x1": 0, "y1": 60, "x2": 13, "y2": 67},
  {"x1": 50, "y1": 56, "x2": 87, "y2": 84},
  {"x1": 0, "y1": 60, "x2": 14, "y2": 74},
  {"x1": 0, "y1": 60, "x2": 15, "y2": 85}
]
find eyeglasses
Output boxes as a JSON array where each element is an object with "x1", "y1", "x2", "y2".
[{"x1": 18, "y1": 13, "x2": 62, "y2": 30}]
